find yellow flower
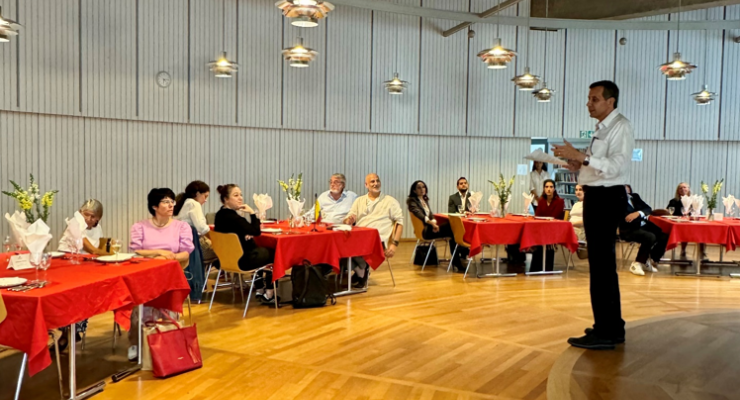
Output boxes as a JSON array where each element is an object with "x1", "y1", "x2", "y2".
[{"x1": 20, "y1": 199, "x2": 33, "y2": 210}]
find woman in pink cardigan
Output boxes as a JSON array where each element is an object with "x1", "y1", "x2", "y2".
[{"x1": 127, "y1": 188, "x2": 194, "y2": 362}]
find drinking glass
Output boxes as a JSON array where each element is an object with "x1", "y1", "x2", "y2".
[
  {"x1": 681, "y1": 207, "x2": 689, "y2": 219},
  {"x1": 110, "y1": 239, "x2": 122, "y2": 264},
  {"x1": 3, "y1": 236, "x2": 11, "y2": 262},
  {"x1": 39, "y1": 253, "x2": 52, "y2": 283},
  {"x1": 30, "y1": 253, "x2": 42, "y2": 282},
  {"x1": 667, "y1": 207, "x2": 675, "y2": 216},
  {"x1": 457, "y1": 205, "x2": 465, "y2": 216}
]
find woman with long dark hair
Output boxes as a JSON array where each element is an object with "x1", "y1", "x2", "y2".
[
  {"x1": 174, "y1": 180, "x2": 214, "y2": 260},
  {"x1": 530, "y1": 179, "x2": 565, "y2": 272}
]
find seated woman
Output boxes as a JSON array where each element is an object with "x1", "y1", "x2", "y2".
[
  {"x1": 58, "y1": 199, "x2": 112, "y2": 255},
  {"x1": 531, "y1": 179, "x2": 565, "y2": 272},
  {"x1": 56, "y1": 199, "x2": 112, "y2": 351},
  {"x1": 213, "y1": 184, "x2": 276, "y2": 304},
  {"x1": 570, "y1": 185, "x2": 585, "y2": 242},
  {"x1": 406, "y1": 180, "x2": 460, "y2": 268},
  {"x1": 667, "y1": 182, "x2": 706, "y2": 260},
  {"x1": 128, "y1": 188, "x2": 194, "y2": 361},
  {"x1": 174, "y1": 180, "x2": 215, "y2": 260}
]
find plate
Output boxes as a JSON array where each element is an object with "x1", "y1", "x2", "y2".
[
  {"x1": 97, "y1": 253, "x2": 135, "y2": 263},
  {"x1": 534, "y1": 216, "x2": 554, "y2": 220},
  {"x1": 511, "y1": 213, "x2": 531, "y2": 217},
  {"x1": 261, "y1": 228, "x2": 282, "y2": 233},
  {"x1": 446, "y1": 213, "x2": 463, "y2": 217},
  {"x1": 50, "y1": 251, "x2": 65, "y2": 258},
  {"x1": 474, "y1": 212, "x2": 489, "y2": 215},
  {"x1": 468, "y1": 218, "x2": 487, "y2": 222},
  {"x1": 0, "y1": 277, "x2": 28, "y2": 288},
  {"x1": 261, "y1": 220, "x2": 276, "y2": 224}
]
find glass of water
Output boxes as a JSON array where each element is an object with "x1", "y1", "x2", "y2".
[
  {"x1": 110, "y1": 239, "x2": 122, "y2": 264},
  {"x1": 667, "y1": 207, "x2": 675, "y2": 216}
]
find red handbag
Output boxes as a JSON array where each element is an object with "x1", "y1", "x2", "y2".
[{"x1": 146, "y1": 310, "x2": 203, "y2": 378}]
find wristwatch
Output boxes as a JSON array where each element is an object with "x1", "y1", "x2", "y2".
[
  {"x1": 392, "y1": 240, "x2": 400, "y2": 246},
  {"x1": 583, "y1": 156, "x2": 590, "y2": 166}
]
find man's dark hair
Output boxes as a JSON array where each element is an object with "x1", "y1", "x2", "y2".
[
  {"x1": 589, "y1": 80, "x2": 619, "y2": 108},
  {"x1": 457, "y1": 177, "x2": 467, "y2": 185}
]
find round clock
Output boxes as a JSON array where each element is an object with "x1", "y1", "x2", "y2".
[{"x1": 156, "y1": 71, "x2": 171, "y2": 88}]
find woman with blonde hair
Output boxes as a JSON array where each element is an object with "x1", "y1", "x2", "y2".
[
  {"x1": 58, "y1": 199, "x2": 112, "y2": 255},
  {"x1": 666, "y1": 182, "x2": 705, "y2": 260}
]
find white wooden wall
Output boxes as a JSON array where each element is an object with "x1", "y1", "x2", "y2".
[{"x1": 1, "y1": 0, "x2": 740, "y2": 245}]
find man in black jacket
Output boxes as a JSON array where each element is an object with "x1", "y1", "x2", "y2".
[
  {"x1": 448, "y1": 177, "x2": 472, "y2": 213},
  {"x1": 619, "y1": 185, "x2": 668, "y2": 276}
]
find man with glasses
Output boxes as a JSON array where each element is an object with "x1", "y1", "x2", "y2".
[{"x1": 305, "y1": 173, "x2": 358, "y2": 224}]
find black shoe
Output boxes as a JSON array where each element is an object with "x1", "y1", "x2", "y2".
[
  {"x1": 352, "y1": 266, "x2": 370, "y2": 288},
  {"x1": 567, "y1": 332, "x2": 619, "y2": 350},
  {"x1": 584, "y1": 328, "x2": 625, "y2": 344},
  {"x1": 259, "y1": 294, "x2": 280, "y2": 305}
]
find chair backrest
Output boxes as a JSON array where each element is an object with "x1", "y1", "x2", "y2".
[
  {"x1": 447, "y1": 215, "x2": 469, "y2": 248},
  {"x1": 205, "y1": 212, "x2": 216, "y2": 225},
  {"x1": 209, "y1": 231, "x2": 244, "y2": 273},
  {"x1": 0, "y1": 292, "x2": 6, "y2": 325},
  {"x1": 564, "y1": 210, "x2": 571, "y2": 221},
  {"x1": 651, "y1": 209, "x2": 670, "y2": 217},
  {"x1": 409, "y1": 214, "x2": 425, "y2": 241}
]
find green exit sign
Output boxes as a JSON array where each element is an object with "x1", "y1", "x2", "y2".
[{"x1": 579, "y1": 130, "x2": 595, "y2": 139}]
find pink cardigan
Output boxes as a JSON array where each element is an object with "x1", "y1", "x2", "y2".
[{"x1": 129, "y1": 219, "x2": 195, "y2": 254}]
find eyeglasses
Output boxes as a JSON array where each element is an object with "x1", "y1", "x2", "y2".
[
  {"x1": 329, "y1": 180, "x2": 344, "y2": 185},
  {"x1": 160, "y1": 200, "x2": 176, "y2": 206}
]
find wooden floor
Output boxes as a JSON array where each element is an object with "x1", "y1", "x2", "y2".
[{"x1": 3, "y1": 243, "x2": 740, "y2": 400}]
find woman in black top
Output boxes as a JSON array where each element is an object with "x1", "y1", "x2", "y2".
[
  {"x1": 214, "y1": 184, "x2": 277, "y2": 304},
  {"x1": 667, "y1": 182, "x2": 706, "y2": 259}
]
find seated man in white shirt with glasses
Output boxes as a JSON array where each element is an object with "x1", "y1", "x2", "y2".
[
  {"x1": 305, "y1": 173, "x2": 358, "y2": 224},
  {"x1": 343, "y1": 173, "x2": 404, "y2": 288}
]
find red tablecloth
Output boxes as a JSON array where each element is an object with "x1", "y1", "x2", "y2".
[
  {"x1": 0, "y1": 255, "x2": 190, "y2": 376},
  {"x1": 252, "y1": 222, "x2": 386, "y2": 280},
  {"x1": 434, "y1": 214, "x2": 579, "y2": 257},
  {"x1": 650, "y1": 217, "x2": 735, "y2": 251}
]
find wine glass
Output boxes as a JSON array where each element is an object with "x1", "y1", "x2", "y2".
[
  {"x1": 681, "y1": 207, "x2": 689, "y2": 219},
  {"x1": 38, "y1": 253, "x2": 52, "y2": 283},
  {"x1": 71, "y1": 238, "x2": 83, "y2": 264},
  {"x1": 30, "y1": 253, "x2": 42, "y2": 282},
  {"x1": 667, "y1": 207, "x2": 675, "y2": 216},
  {"x1": 457, "y1": 205, "x2": 465, "y2": 216},
  {"x1": 3, "y1": 236, "x2": 11, "y2": 262},
  {"x1": 110, "y1": 239, "x2": 122, "y2": 264}
]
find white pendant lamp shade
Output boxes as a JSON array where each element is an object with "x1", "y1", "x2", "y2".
[
  {"x1": 208, "y1": 51, "x2": 239, "y2": 78},
  {"x1": 512, "y1": 67, "x2": 540, "y2": 91},
  {"x1": 384, "y1": 72, "x2": 409, "y2": 95},
  {"x1": 282, "y1": 37, "x2": 318, "y2": 68},
  {"x1": 477, "y1": 38, "x2": 517, "y2": 69},
  {"x1": 275, "y1": 0, "x2": 334, "y2": 28},
  {"x1": 659, "y1": 52, "x2": 696, "y2": 80},
  {"x1": 0, "y1": 7, "x2": 21, "y2": 43}
]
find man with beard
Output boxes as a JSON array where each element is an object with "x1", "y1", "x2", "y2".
[{"x1": 305, "y1": 173, "x2": 357, "y2": 224}]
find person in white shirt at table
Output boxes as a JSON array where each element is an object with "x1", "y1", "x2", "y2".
[
  {"x1": 570, "y1": 184, "x2": 586, "y2": 241},
  {"x1": 343, "y1": 173, "x2": 404, "y2": 288},
  {"x1": 304, "y1": 173, "x2": 358, "y2": 224},
  {"x1": 174, "y1": 180, "x2": 215, "y2": 260},
  {"x1": 58, "y1": 199, "x2": 112, "y2": 256}
]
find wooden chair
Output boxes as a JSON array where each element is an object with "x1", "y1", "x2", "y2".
[
  {"x1": 409, "y1": 214, "x2": 450, "y2": 272},
  {"x1": 209, "y1": 231, "x2": 275, "y2": 317},
  {"x1": 383, "y1": 223, "x2": 398, "y2": 287},
  {"x1": 446, "y1": 215, "x2": 475, "y2": 278}
]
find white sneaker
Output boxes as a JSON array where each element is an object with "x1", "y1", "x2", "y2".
[
  {"x1": 646, "y1": 259, "x2": 658, "y2": 272},
  {"x1": 629, "y1": 262, "x2": 646, "y2": 276},
  {"x1": 128, "y1": 345, "x2": 138, "y2": 362}
]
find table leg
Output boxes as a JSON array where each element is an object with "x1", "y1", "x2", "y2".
[
  {"x1": 526, "y1": 245, "x2": 563, "y2": 276},
  {"x1": 675, "y1": 242, "x2": 722, "y2": 278},
  {"x1": 476, "y1": 245, "x2": 516, "y2": 278},
  {"x1": 14, "y1": 353, "x2": 27, "y2": 400},
  {"x1": 333, "y1": 258, "x2": 367, "y2": 297},
  {"x1": 66, "y1": 322, "x2": 107, "y2": 400},
  {"x1": 111, "y1": 305, "x2": 142, "y2": 383}
]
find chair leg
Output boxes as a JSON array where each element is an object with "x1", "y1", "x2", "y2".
[
  {"x1": 410, "y1": 240, "x2": 420, "y2": 264},
  {"x1": 186, "y1": 296, "x2": 193, "y2": 326},
  {"x1": 421, "y1": 240, "x2": 435, "y2": 272},
  {"x1": 50, "y1": 332, "x2": 64, "y2": 400},
  {"x1": 243, "y1": 271, "x2": 258, "y2": 318},
  {"x1": 448, "y1": 245, "x2": 459, "y2": 272},
  {"x1": 81, "y1": 327, "x2": 86, "y2": 351},
  {"x1": 200, "y1": 263, "x2": 213, "y2": 302},
  {"x1": 463, "y1": 254, "x2": 474, "y2": 279},
  {"x1": 15, "y1": 353, "x2": 27, "y2": 400},
  {"x1": 209, "y1": 269, "x2": 222, "y2": 311},
  {"x1": 386, "y1": 260, "x2": 396, "y2": 287},
  {"x1": 239, "y1": 274, "x2": 245, "y2": 304},
  {"x1": 274, "y1": 277, "x2": 279, "y2": 310}
]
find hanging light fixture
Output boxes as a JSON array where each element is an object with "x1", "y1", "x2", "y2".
[
  {"x1": 282, "y1": 37, "x2": 318, "y2": 68},
  {"x1": 691, "y1": 12, "x2": 718, "y2": 105},
  {"x1": 477, "y1": 0, "x2": 516, "y2": 69},
  {"x1": 512, "y1": 3, "x2": 539, "y2": 90},
  {"x1": 533, "y1": 0, "x2": 555, "y2": 102},
  {"x1": 659, "y1": 0, "x2": 696, "y2": 80},
  {"x1": 385, "y1": 14, "x2": 410, "y2": 94},
  {"x1": 275, "y1": 0, "x2": 334, "y2": 28},
  {"x1": 207, "y1": 0, "x2": 239, "y2": 78},
  {"x1": 0, "y1": 6, "x2": 21, "y2": 43}
]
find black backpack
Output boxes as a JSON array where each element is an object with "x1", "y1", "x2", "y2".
[{"x1": 291, "y1": 260, "x2": 337, "y2": 309}]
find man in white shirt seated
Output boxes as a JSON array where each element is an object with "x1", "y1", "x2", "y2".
[
  {"x1": 343, "y1": 173, "x2": 404, "y2": 288},
  {"x1": 305, "y1": 173, "x2": 358, "y2": 224}
]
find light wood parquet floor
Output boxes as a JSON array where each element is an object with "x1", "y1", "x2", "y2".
[{"x1": 3, "y1": 243, "x2": 740, "y2": 400}]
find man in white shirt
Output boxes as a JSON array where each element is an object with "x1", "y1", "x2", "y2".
[
  {"x1": 344, "y1": 173, "x2": 404, "y2": 288},
  {"x1": 305, "y1": 173, "x2": 358, "y2": 224},
  {"x1": 553, "y1": 80, "x2": 634, "y2": 350}
]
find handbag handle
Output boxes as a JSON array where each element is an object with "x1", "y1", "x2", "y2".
[{"x1": 155, "y1": 309, "x2": 182, "y2": 333}]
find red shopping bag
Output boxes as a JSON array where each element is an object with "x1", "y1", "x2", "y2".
[{"x1": 146, "y1": 310, "x2": 202, "y2": 378}]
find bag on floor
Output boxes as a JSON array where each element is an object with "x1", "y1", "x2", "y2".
[
  {"x1": 292, "y1": 260, "x2": 336, "y2": 309},
  {"x1": 147, "y1": 311, "x2": 202, "y2": 378},
  {"x1": 413, "y1": 244, "x2": 439, "y2": 266}
]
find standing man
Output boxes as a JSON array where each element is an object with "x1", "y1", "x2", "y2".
[
  {"x1": 448, "y1": 177, "x2": 472, "y2": 214},
  {"x1": 344, "y1": 173, "x2": 404, "y2": 288},
  {"x1": 552, "y1": 81, "x2": 634, "y2": 350},
  {"x1": 304, "y1": 173, "x2": 358, "y2": 224}
]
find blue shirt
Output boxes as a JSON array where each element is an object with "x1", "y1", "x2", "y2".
[{"x1": 305, "y1": 190, "x2": 358, "y2": 224}]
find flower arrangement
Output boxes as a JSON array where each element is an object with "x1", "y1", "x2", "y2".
[
  {"x1": 488, "y1": 174, "x2": 515, "y2": 215},
  {"x1": 278, "y1": 173, "x2": 303, "y2": 200},
  {"x1": 2, "y1": 174, "x2": 59, "y2": 223},
  {"x1": 701, "y1": 179, "x2": 723, "y2": 211}
]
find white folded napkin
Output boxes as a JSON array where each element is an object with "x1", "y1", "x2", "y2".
[
  {"x1": 523, "y1": 192, "x2": 534, "y2": 212},
  {"x1": 524, "y1": 149, "x2": 569, "y2": 166},
  {"x1": 680, "y1": 195, "x2": 693, "y2": 213},
  {"x1": 5, "y1": 211, "x2": 30, "y2": 248},
  {"x1": 253, "y1": 194, "x2": 273, "y2": 218},
  {"x1": 691, "y1": 195, "x2": 704, "y2": 214},
  {"x1": 488, "y1": 194, "x2": 499, "y2": 213},
  {"x1": 62, "y1": 211, "x2": 87, "y2": 253},
  {"x1": 735, "y1": 198, "x2": 740, "y2": 212},
  {"x1": 723, "y1": 195, "x2": 736, "y2": 214},
  {"x1": 332, "y1": 224, "x2": 352, "y2": 232},
  {"x1": 468, "y1": 191, "x2": 483, "y2": 213},
  {"x1": 287, "y1": 198, "x2": 305, "y2": 221},
  {"x1": 24, "y1": 219, "x2": 53, "y2": 264}
]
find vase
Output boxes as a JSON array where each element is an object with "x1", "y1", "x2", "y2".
[
  {"x1": 708, "y1": 208, "x2": 715, "y2": 221},
  {"x1": 499, "y1": 202, "x2": 509, "y2": 218}
]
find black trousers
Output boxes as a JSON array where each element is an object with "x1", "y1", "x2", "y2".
[
  {"x1": 530, "y1": 246, "x2": 555, "y2": 272},
  {"x1": 620, "y1": 222, "x2": 668, "y2": 264},
  {"x1": 583, "y1": 185, "x2": 627, "y2": 339},
  {"x1": 239, "y1": 246, "x2": 276, "y2": 289}
]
